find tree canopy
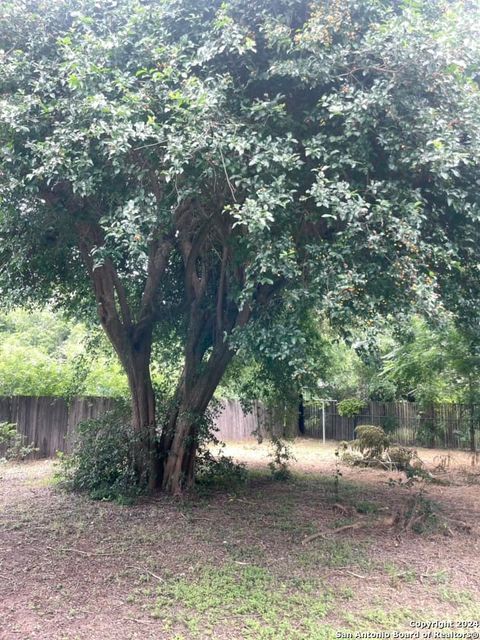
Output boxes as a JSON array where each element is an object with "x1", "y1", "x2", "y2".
[{"x1": 1, "y1": 0, "x2": 480, "y2": 493}]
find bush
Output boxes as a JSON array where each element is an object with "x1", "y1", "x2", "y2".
[
  {"x1": 0, "y1": 421, "x2": 16, "y2": 446},
  {"x1": 354, "y1": 425, "x2": 390, "y2": 459},
  {"x1": 339, "y1": 450, "x2": 365, "y2": 466},
  {"x1": 195, "y1": 449, "x2": 248, "y2": 491},
  {"x1": 337, "y1": 398, "x2": 366, "y2": 418},
  {"x1": 55, "y1": 407, "x2": 144, "y2": 502},
  {"x1": 416, "y1": 421, "x2": 443, "y2": 447},
  {"x1": 388, "y1": 446, "x2": 417, "y2": 470},
  {"x1": 340, "y1": 428, "x2": 426, "y2": 479},
  {"x1": 0, "y1": 422, "x2": 38, "y2": 462},
  {"x1": 268, "y1": 437, "x2": 296, "y2": 481},
  {"x1": 380, "y1": 415, "x2": 398, "y2": 433}
]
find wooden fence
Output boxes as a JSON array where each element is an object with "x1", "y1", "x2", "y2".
[
  {"x1": 0, "y1": 396, "x2": 477, "y2": 458},
  {"x1": 0, "y1": 396, "x2": 117, "y2": 457},
  {"x1": 0, "y1": 396, "x2": 298, "y2": 457},
  {"x1": 303, "y1": 400, "x2": 478, "y2": 449},
  {"x1": 213, "y1": 399, "x2": 298, "y2": 441}
]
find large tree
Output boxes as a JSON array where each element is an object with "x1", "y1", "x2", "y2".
[{"x1": 1, "y1": 0, "x2": 479, "y2": 493}]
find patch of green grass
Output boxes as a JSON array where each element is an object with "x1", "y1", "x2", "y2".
[
  {"x1": 227, "y1": 543, "x2": 265, "y2": 563},
  {"x1": 384, "y1": 562, "x2": 417, "y2": 584},
  {"x1": 425, "y1": 569, "x2": 449, "y2": 584},
  {"x1": 342, "y1": 604, "x2": 428, "y2": 632},
  {"x1": 318, "y1": 539, "x2": 372, "y2": 569},
  {"x1": 361, "y1": 607, "x2": 415, "y2": 627},
  {"x1": 338, "y1": 586, "x2": 355, "y2": 600},
  {"x1": 439, "y1": 587, "x2": 475, "y2": 606},
  {"x1": 355, "y1": 500, "x2": 379, "y2": 515},
  {"x1": 459, "y1": 602, "x2": 480, "y2": 619},
  {"x1": 297, "y1": 538, "x2": 372, "y2": 572},
  {"x1": 342, "y1": 612, "x2": 359, "y2": 627},
  {"x1": 152, "y1": 562, "x2": 334, "y2": 639}
]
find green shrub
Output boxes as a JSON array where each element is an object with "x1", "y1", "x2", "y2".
[
  {"x1": 195, "y1": 450, "x2": 248, "y2": 491},
  {"x1": 339, "y1": 450, "x2": 364, "y2": 466},
  {"x1": 0, "y1": 421, "x2": 16, "y2": 445},
  {"x1": 0, "y1": 422, "x2": 38, "y2": 462},
  {"x1": 388, "y1": 446, "x2": 417, "y2": 470},
  {"x1": 355, "y1": 500, "x2": 379, "y2": 515},
  {"x1": 380, "y1": 415, "x2": 398, "y2": 433},
  {"x1": 4, "y1": 433, "x2": 39, "y2": 461},
  {"x1": 416, "y1": 421, "x2": 443, "y2": 447},
  {"x1": 55, "y1": 406, "x2": 144, "y2": 502},
  {"x1": 340, "y1": 429, "x2": 427, "y2": 479},
  {"x1": 405, "y1": 493, "x2": 439, "y2": 534},
  {"x1": 354, "y1": 425, "x2": 390, "y2": 459},
  {"x1": 268, "y1": 437, "x2": 296, "y2": 481},
  {"x1": 337, "y1": 398, "x2": 366, "y2": 418}
]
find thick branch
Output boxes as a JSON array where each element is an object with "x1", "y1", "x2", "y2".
[
  {"x1": 180, "y1": 211, "x2": 217, "y2": 300},
  {"x1": 138, "y1": 236, "x2": 173, "y2": 327},
  {"x1": 111, "y1": 267, "x2": 133, "y2": 328},
  {"x1": 216, "y1": 244, "x2": 229, "y2": 339},
  {"x1": 76, "y1": 222, "x2": 135, "y2": 364}
]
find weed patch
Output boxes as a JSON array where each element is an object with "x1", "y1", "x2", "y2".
[{"x1": 153, "y1": 562, "x2": 333, "y2": 639}]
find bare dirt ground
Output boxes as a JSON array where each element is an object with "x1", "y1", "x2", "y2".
[{"x1": 0, "y1": 440, "x2": 479, "y2": 640}]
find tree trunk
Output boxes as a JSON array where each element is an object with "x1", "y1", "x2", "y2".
[
  {"x1": 123, "y1": 338, "x2": 160, "y2": 491},
  {"x1": 76, "y1": 224, "x2": 174, "y2": 492},
  {"x1": 161, "y1": 409, "x2": 196, "y2": 495},
  {"x1": 161, "y1": 386, "x2": 218, "y2": 494},
  {"x1": 161, "y1": 343, "x2": 234, "y2": 495}
]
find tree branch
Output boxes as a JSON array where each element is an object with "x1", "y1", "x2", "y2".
[
  {"x1": 138, "y1": 235, "x2": 173, "y2": 327},
  {"x1": 216, "y1": 243, "x2": 229, "y2": 339},
  {"x1": 76, "y1": 222, "x2": 131, "y2": 361}
]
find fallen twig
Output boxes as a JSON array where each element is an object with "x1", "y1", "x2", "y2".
[
  {"x1": 35, "y1": 545, "x2": 116, "y2": 557},
  {"x1": 301, "y1": 531, "x2": 328, "y2": 545},
  {"x1": 123, "y1": 617, "x2": 152, "y2": 624},
  {"x1": 331, "y1": 522, "x2": 363, "y2": 534},
  {"x1": 340, "y1": 569, "x2": 367, "y2": 579},
  {"x1": 124, "y1": 565, "x2": 164, "y2": 582},
  {"x1": 302, "y1": 521, "x2": 364, "y2": 544}
]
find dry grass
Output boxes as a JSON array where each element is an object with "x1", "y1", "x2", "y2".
[{"x1": 0, "y1": 440, "x2": 479, "y2": 640}]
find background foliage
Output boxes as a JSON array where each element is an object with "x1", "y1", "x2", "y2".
[{"x1": 0, "y1": 308, "x2": 128, "y2": 396}]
